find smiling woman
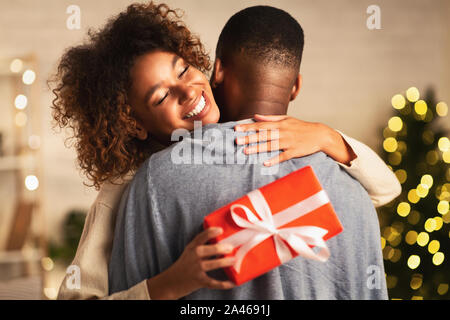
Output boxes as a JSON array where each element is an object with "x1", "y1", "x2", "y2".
[
  {"x1": 50, "y1": 2, "x2": 214, "y2": 189},
  {"x1": 128, "y1": 51, "x2": 219, "y2": 143}
]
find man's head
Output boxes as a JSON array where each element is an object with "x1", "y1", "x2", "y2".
[{"x1": 211, "y1": 5, "x2": 304, "y2": 122}]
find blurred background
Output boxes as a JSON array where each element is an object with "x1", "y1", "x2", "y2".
[{"x1": 0, "y1": 0, "x2": 448, "y2": 300}]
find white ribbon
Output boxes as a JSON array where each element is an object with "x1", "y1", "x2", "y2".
[{"x1": 218, "y1": 189, "x2": 331, "y2": 273}]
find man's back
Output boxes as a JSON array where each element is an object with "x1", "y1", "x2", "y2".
[{"x1": 108, "y1": 121, "x2": 388, "y2": 299}]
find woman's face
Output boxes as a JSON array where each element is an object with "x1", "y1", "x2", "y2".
[{"x1": 128, "y1": 51, "x2": 220, "y2": 143}]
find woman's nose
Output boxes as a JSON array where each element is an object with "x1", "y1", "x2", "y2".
[{"x1": 178, "y1": 84, "x2": 197, "y2": 105}]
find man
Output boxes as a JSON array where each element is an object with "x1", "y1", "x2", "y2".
[{"x1": 108, "y1": 6, "x2": 388, "y2": 299}]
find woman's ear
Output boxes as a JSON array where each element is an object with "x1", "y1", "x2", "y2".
[
  {"x1": 135, "y1": 121, "x2": 148, "y2": 141},
  {"x1": 289, "y1": 74, "x2": 302, "y2": 101},
  {"x1": 211, "y1": 58, "x2": 225, "y2": 88}
]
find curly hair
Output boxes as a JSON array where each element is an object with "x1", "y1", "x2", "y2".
[{"x1": 50, "y1": 1, "x2": 211, "y2": 189}]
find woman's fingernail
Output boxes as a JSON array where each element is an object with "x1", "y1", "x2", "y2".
[
  {"x1": 223, "y1": 244, "x2": 234, "y2": 252},
  {"x1": 236, "y1": 137, "x2": 244, "y2": 144},
  {"x1": 235, "y1": 126, "x2": 243, "y2": 132},
  {"x1": 264, "y1": 161, "x2": 271, "y2": 166}
]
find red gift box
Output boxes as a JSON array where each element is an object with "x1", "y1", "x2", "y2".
[{"x1": 203, "y1": 165, "x2": 343, "y2": 285}]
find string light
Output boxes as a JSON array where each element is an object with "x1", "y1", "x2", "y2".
[
  {"x1": 437, "y1": 284, "x2": 449, "y2": 295},
  {"x1": 414, "y1": 100, "x2": 427, "y2": 116},
  {"x1": 408, "y1": 189, "x2": 420, "y2": 204},
  {"x1": 434, "y1": 216, "x2": 443, "y2": 230},
  {"x1": 428, "y1": 240, "x2": 440, "y2": 254},
  {"x1": 420, "y1": 175, "x2": 433, "y2": 188},
  {"x1": 416, "y1": 184, "x2": 429, "y2": 198},
  {"x1": 416, "y1": 232, "x2": 429, "y2": 246},
  {"x1": 15, "y1": 112, "x2": 27, "y2": 127},
  {"x1": 394, "y1": 169, "x2": 407, "y2": 184},
  {"x1": 410, "y1": 274, "x2": 423, "y2": 290},
  {"x1": 432, "y1": 252, "x2": 444, "y2": 266},
  {"x1": 392, "y1": 94, "x2": 406, "y2": 110},
  {"x1": 426, "y1": 151, "x2": 439, "y2": 165},
  {"x1": 383, "y1": 137, "x2": 398, "y2": 152},
  {"x1": 443, "y1": 151, "x2": 450, "y2": 163},
  {"x1": 407, "y1": 255, "x2": 420, "y2": 269},
  {"x1": 25, "y1": 175, "x2": 39, "y2": 191},
  {"x1": 436, "y1": 102, "x2": 448, "y2": 117},
  {"x1": 14, "y1": 94, "x2": 28, "y2": 110},
  {"x1": 397, "y1": 202, "x2": 411, "y2": 217},
  {"x1": 406, "y1": 87, "x2": 420, "y2": 102},
  {"x1": 424, "y1": 218, "x2": 436, "y2": 232},
  {"x1": 437, "y1": 200, "x2": 449, "y2": 215},
  {"x1": 10, "y1": 58, "x2": 23, "y2": 73},
  {"x1": 41, "y1": 257, "x2": 54, "y2": 271},
  {"x1": 388, "y1": 116, "x2": 403, "y2": 132},
  {"x1": 22, "y1": 69, "x2": 36, "y2": 85},
  {"x1": 28, "y1": 135, "x2": 41, "y2": 150},
  {"x1": 405, "y1": 231, "x2": 418, "y2": 245},
  {"x1": 438, "y1": 137, "x2": 450, "y2": 152},
  {"x1": 408, "y1": 210, "x2": 421, "y2": 225}
]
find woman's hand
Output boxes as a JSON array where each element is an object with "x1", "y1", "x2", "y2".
[
  {"x1": 234, "y1": 114, "x2": 356, "y2": 166},
  {"x1": 147, "y1": 227, "x2": 236, "y2": 299}
]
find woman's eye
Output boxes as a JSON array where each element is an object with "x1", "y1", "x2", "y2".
[
  {"x1": 156, "y1": 92, "x2": 169, "y2": 105},
  {"x1": 178, "y1": 65, "x2": 189, "y2": 78}
]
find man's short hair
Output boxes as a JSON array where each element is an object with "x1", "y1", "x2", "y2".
[{"x1": 216, "y1": 5, "x2": 304, "y2": 71}]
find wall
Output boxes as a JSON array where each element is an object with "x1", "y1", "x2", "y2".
[{"x1": 0, "y1": 0, "x2": 449, "y2": 243}]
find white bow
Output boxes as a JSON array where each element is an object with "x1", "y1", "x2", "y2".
[{"x1": 219, "y1": 189, "x2": 331, "y2": 273}]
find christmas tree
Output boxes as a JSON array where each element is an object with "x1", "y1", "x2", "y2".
[{"x1": 377, "y1": 87, "x2": 450, "y2": 300}]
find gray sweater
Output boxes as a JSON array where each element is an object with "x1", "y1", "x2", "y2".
[{"x1": 108, "y1": 120, "x2": 388, "y2": 299}]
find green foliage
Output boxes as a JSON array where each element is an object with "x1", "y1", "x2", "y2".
[
  {"x1": 377, "y1": 88, "x2": 449, "y2": 300},
  {"x1": 48, "y1": 209, "x2": 86, "y2": 264}
]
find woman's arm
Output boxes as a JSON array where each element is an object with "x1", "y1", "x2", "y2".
[
  {"x1": 58, "y1": 184, "x2": 234, "y2": 300},
  {"x1": 235, "y1": 114, "x2": 401, "y2": 207}
]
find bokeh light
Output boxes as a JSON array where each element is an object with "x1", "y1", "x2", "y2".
[
  {"x1": 406, "y1": 87, "x2": 420, "y2": 102},
  {"x1": 420, "y1": 175, "x2": 433, "y2": 188},
  {"x1": 414, "y1": 100, "x2": 427, "y2": 116},
  {"x1": 14, "y1": 94, "x2": 27, "y2": 110},
  {"x1": 22, "y1": 69, "x2": 36, "y2": 85},
  {"x1": 25, "y1": 175, "x2": 39, "y2": 191},
  {"x1": 432, "y1": 252, "x2": 444, "y2": 266},
  {"x1": 422, "y1": 130, "x2": 434, "y2": 145},
  {"x1": 392, "y1": 94, "x2": 406, "y2": 110},
  {"x1": 397, "y1": 202, "x2": 410, "y2": 217},
  {"x1": 405, "y1": 231, "x2": 418, "y2": 245},
  {"x1": 15, "y1": 112, "x2": 27, "y2": 127},
  {"x1": 437, "y1": 200, "x2": 449, "y2": 215},
  {"x1": 426, "y1": 151, "x2": 439, "y2": 165},
  {"x1": 394, "y1": 169, "x2": 407, "y2": 184},
  {"x1": 383, "y1": 137, "x2": 398, "y2": 153},
  {"x1": 10, "y1": 58, "x2": 23, "y2": 73},
  {"x1": 424, "y1": 218, "x2": 436, "y2": 232},
  {"x1": 437, "y1": 284, "x2": 449, "y2": 295},
  {"x1": 408, "y1": 189, "x2": 420, "y2": 204},
  {"x1": 407, "y1": 255, "x2": 420, "y2": 269},
  {"x1": 28, "y1": 135, "x2": 41, "y2": 150},
  {"x1": 438, "y1": 137, "x2": 450, "y2": 152},
  {"x1": 436, "y1": 102, "x2": 448, "y2": 117},
  {"x1": 388, "y1": 116, "x2": 403, "y2": 132},
  {"x1": 428, "y1": 240, "x2": 440, "y2": 254},
  {"x1": 416, "y1": 232, "x2": 429, "y2": 246}
]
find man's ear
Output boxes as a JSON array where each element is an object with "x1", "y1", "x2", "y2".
[
  {"x1": 289, "y1": 74, "x2": 302, "y2": 101},
  {"x1": 211, "y1": 58, "x2": 225, "y2": 88},
  {"x1": 135, "y1": 121, "x2": 148, "y2": 141}
]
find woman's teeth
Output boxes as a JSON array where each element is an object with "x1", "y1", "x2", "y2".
[{"x1": 185, "y1": 95, "x2": 206, "y2": 119}]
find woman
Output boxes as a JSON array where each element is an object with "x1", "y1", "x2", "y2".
[{"x1": 52, "y1": 2, "x2": 400, "y2": 299}]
